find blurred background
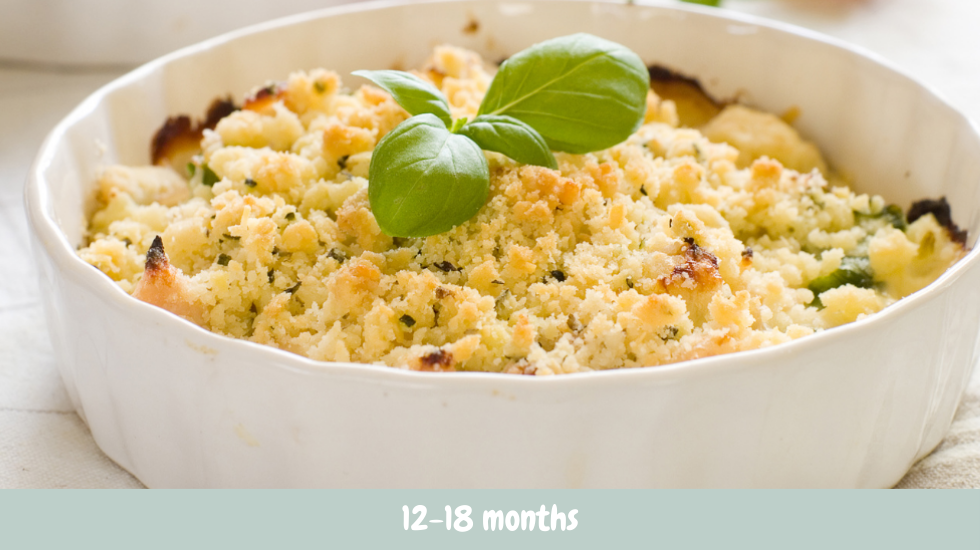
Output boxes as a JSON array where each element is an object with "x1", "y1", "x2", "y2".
[{"x1": 2, "y1": 0, "x2": 978, "y2": 488}]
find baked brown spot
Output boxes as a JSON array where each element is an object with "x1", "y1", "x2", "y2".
[
  {"x1": 435, "y1": 287, "x2": 454, "y2": 300},
  {"x1": 419, "y1": 349, "x2": 455, "y2": 372},
  {"x1": 647, "y1": 64, "x2": 723, "y2": 128},
  {"x1": 663, "y1": 238, "x2": 722, "y2": 289},
  {"x1": 151, "y1": 116, "x2": 196, "y2": 166},
  {"x1": 151, "y1": 97, "x2": 239, "y2": 166},
  {"x1": 908, "y1": 197, "x2": 968, "y2": 245},
  {"x1": 740, "y1": 246, "x2": 754, "y2": 269},
  {"x1": 647, "y1": 65, "x2": 716, "y2": 97},
  {"x1": 145, "y1": 235, "x2": 168, "y2": 272},
  {"x1": 203, "y1": 98, "x2": 238, "y2": 130},
  {"x1": 243, "y1": 83, "x2": 286, "y2": 113},
  {"x1": 131, "y1": 235, "x2": 206, "y2": 326}
]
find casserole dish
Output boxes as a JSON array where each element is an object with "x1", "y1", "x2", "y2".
[{"x1": 25, "y1": 0, "x2": 980, "y2": 487}]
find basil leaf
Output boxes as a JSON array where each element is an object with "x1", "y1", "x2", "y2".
[
  {"x1": 478, "y1": 33, "x2": 650, "y2": 154},
  {"x1": 369, "y1": 114, "x2": 489, "y2": 237},
  {"x1": 458, "y1": 114, "x2": 558, "y2": 170},
  {"x1": 352, "y1": 70, "x2": 453, "y2": 127}
]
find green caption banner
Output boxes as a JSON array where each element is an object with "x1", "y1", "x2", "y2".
[{"x1": 1, "y1": 490, "x2": 977, "y2": 549}]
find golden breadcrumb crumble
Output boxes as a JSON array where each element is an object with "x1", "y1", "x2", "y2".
[{"x1": 79, "y1": 46, "x2": 966, "y2": 374}]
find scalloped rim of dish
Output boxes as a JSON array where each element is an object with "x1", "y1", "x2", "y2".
[{"x1": 25, "y1": 0, "x2": 980, "y2": 388}]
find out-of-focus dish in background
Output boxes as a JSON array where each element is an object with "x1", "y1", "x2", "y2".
[{"x1": 0, "y1": 0, "x2": 365, "y2": 67}]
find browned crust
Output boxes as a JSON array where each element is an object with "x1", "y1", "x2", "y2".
[
  {"x1": 145, "y1": 235, "x2": 168, "y2": 272},
  {"x1": 647, "y1": 64, "x2": 723, "y2": 108},
  {"x1": 132, "y1": 236, "x2": 205, "y2": 326},
  {"x1": 151, "y1": 97, "x2": 239, "y2": 166},
  {"x1": 435, "y1": 287, "x2": 454, "y2": 300},
  {"x1": 419, "y1": 349, "x2": 455, "y2": 372},
  {"x1": 243, "y1": 83, "x2": 286, "y2": 113},
  {"x1": 137, "y1": 235, "x2": 178, "y2": 290},
  {"x1": 151, "y1": 116, "x2": 195, "y2": 165},
  {"x1": 646, "y1": 64, "x2": 728, "y2": 128},
  {"x1": 203, "y1": 98, "x2": 239, "y2": 129},
  {"x1": 662, "y1": 238, "x2": 723, "y2": 289},
  {"x1": 908, "y1": 197, "x2": 968, "y2": 246},
  {"x1": 740, "y1": 247, "x2": 754, "y2": 270}
]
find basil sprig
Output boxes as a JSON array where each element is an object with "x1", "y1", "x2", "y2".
[
  {"x1": 368, "y1": 114, "x2": 489, "y2": 237},
  {"x1": 357, "y1": 33, "x2": 649, "y2": 238},
  {"x1": 478, "y1": 33, "x2": 650, "y2": 153},
  {"x1": 351, "y1": 70, "x2": 453, "y2": 127},
  {"x1": 458, "y1": 114, "x2": 558, "y2": 170}
]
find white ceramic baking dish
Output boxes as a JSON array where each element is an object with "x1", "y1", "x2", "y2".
[{"x1": 25, "y1": 0, "x2": 980, "y2": 488}]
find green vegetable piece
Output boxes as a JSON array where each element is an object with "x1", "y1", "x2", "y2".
[
  {"x1": 186, "y1": 162, "x2": 196, "y2": 178},
  {"x1": 680, "y1": 0, "x2": 722, "y2": 6},
  {"x1": 352, "y1": 70, "x2": 453, "y2": 127},
  {"x1": 808, "y1": 256, "x2": 874, "y2": 307},
  {"x1": 854, "y1": 204, "x2": 907, "y2": 231},
  {"x1": 201, "y1": 164, "x2": 219, "y2": 187},
  {"x1": 368, "y1": 114, "x2": 489, "y2": 237},
  {"x1": 458, "y1": 114, "x2": 558, "y2": 169},
  {"x1": 477, "y1": 33, "x2": 650, "y2": 154},
  {"x1": 881, "y1": 204, "x2": 908, "y2": 230}
]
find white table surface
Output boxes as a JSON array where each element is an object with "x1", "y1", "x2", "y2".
[{"x1": 2, "y1": 0, "x2": 978, "y2": 488}]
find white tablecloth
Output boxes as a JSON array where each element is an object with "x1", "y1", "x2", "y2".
[{"x1": 2, "y1": 0, "x2": 978, "y2": 488}]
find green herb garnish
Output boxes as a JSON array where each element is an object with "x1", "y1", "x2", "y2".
[
  {"x1": 680, "y1": 0, "x2": 722, "y2": 7},
  {"x1": 355, "y1": 33, "x2": 649, "y2": 237},
  {"x1": 476, "y1": 34, "x2": 649, "y2": 154},
  {"x1": 458, "y1": 114, "x2": 557, "y2": 169},
  {"x1": 351, "y1": 70, "x2": 455, "y2": 127},
  {"x1": 367, "y1": 114, "x2": 489, "y2": 237},
  {"x1": 201, "y1": 164, "x2": 219, "y2": 187},
  {"x1": 808, "y1": 256, "x2": 875, "y2": 308},
  {"x1": 433, "y1": 260, "x2": 460, "y2": 273},
  {"x1": 328, "y1": 249, "x2": 347, "y2": 263},
  {"x1": 854, "y1": 204, "x2": 907, "y2": 231}
]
